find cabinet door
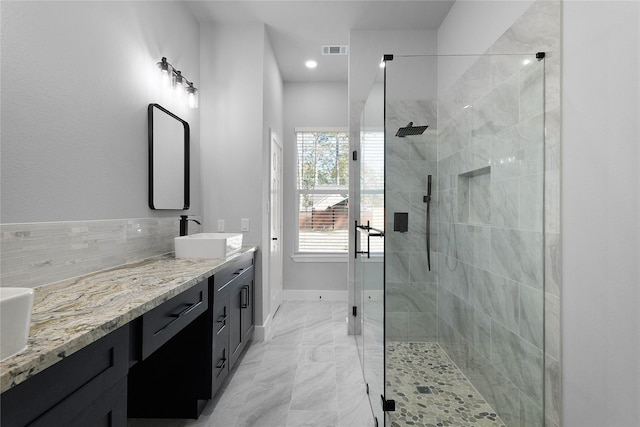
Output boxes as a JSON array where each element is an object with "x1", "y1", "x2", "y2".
[
  {"x1": 229, "y1": 280, "x2": 244, "y2": 368},
  {"x1": 1, "y1": 326, "x2": 128, "y2": 427},
  {"x1": 240, "y1": 276, "x2": 254, "y2": 341}
]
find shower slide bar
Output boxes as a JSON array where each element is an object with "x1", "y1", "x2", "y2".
[
  {"x1": 354, "y1": 220, "x2": 384, "y2": 259},
  {"x1": 423, "y1": 175, "x2": 432, "y2": 271}
]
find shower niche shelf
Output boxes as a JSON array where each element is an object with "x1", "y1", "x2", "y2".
[{"x1": 457, "y1": 166, "x2": 491, "y2": 225}]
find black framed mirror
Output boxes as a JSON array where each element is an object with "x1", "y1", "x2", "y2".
[{"x1": 148, "y1": 103, "x2": 190, "y2": 210}]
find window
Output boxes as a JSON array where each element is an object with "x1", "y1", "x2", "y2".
[
  {"x1": 296, "y1": 129, "x2": 349, "y2": 253},
  {"x1": 360, "y1": 130, "x2": 385, "y2": 254}
]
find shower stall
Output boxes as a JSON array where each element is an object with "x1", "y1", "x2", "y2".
[{"x1": 354, "y1": 53, "x2": 546, "y2": 427}]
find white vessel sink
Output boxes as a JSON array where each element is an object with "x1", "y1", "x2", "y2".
[
  {"x1": 175, "y1": 233, "x2": 243, "y2": 259},
  {"x1": 0, "y1": 287, "x2": 34, "y2": 361}
]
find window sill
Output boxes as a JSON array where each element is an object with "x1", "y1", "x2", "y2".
[{"x1": 291, "y1": 254, "x2": 348, "y2": 263}]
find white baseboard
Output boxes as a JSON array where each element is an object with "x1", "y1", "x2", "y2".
[
  {"x1": 283, "y1": 290, "x2": 348, "y2": 302},
  {"x1": 254, "y1": 313, "x2": 273, "y2": 342}
]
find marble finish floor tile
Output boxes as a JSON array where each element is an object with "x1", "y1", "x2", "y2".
[
  {"x1": 386, "y1": 342, "x2": 505, "y2": 427},
  {"x1": 129, "y1": 301, "x2": 375, "y2": 427}
]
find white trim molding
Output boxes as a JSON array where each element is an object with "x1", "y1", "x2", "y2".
[
  {"x1": 283, "y1": 290, "x2": 348, "y2": 302},
  {"x1": 253, "y1": 313, "x2": 274, "y2": 342},
  {"x1": 291, "y1": 254, "x2": 348, "y2": 263}
]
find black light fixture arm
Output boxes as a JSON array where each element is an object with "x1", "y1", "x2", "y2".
[{"x1": 158, "y1": 57, "x2": 198, "y2": 91}]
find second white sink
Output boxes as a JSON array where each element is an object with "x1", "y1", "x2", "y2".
[
  {"x1": 175, "y1": 233, "x2": 243, "y2": 259},
  {"x1": 0, "y1": 287, "x2": 34, "y2": 361}
]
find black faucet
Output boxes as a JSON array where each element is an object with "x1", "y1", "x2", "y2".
[{"x1": 179, "y1": 215, "x2": 201, "y2": 236}]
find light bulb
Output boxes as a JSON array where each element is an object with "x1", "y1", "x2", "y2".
[
  {"x1": 187, "y1": 84, "x2": 198, "y2": 108},
  {"x1": 157, "y1": 57, "x2": 171, "y2": 87},
  {"x1": 173, "y1": 71, "x2": 185, "y2": 91}
]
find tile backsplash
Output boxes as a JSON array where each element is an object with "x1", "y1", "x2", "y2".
[{"x1": 1, "y1": 217, "x2": 199, "y2": 288}]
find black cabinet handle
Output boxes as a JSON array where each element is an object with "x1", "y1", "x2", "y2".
[
  {"x1": 241, "y1": 286, "x2": 249, "y2": 308},
  {"x1": 154, "y1": 298, "x2": 204, "y2": 336},
  {"x1": 169, "y1": 299, "x2": 204, "y2": 319},
  {"x1": 217, "y1": 314, "x2": 228, "y2": 323},
  {"x1": 216, "y1": 358, "x2": 226, "y2": 370},
  {"x1": 233, "y1": 267, "x2": 245, "y2": 275}
]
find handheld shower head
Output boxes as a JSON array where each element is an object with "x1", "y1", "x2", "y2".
[{"x1": 395, "y1": 122, "x2": 428, "y2": 137}]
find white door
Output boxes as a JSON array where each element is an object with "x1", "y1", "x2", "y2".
[{"x1": 269, "y1": 131, "x2": 283, "y2": 316}]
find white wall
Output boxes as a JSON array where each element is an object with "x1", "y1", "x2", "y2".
[
  {"x1": 0, "y1": 1, "x2": 201, "y2": 222},
  {"x1": 437, "y1": 0, "x2": 534, "y2": 91},
  {"x1": 262, "y1": 30, "x2": 284, "y2": 322},
  {"x1": 200, "y1": 23, "x2": 264, "y2": 242},
  {"x1": 562, "y1": 2, "x2": 640, "y2": 426},
  {"x1": 349, "y1": 30, "x2": 438, "y2": 104},
  {"x1": 282, "y1": 82, "x2": 349, "y2": 294},
  {"x1": 199, "y1": 23, "x2": 284, "y2": 334}
]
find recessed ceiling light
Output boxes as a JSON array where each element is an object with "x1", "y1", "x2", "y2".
[{"x1": 305, "y1": 60, "x2": 318, "y2": 69}]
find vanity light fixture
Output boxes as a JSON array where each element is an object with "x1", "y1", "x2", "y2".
[
  {"x1": 186, "y1": 83, "x2": 198, "y2": 109},
  {"x1": 156, "y1": 57, "x2": 198, "y2": 108}
]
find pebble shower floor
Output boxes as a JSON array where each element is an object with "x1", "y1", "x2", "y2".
[{"x1": 386, "y1": 342, "x2": 505, "y2": 427}]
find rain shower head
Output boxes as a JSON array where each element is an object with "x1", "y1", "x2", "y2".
[{"x1": 395, "y1": 122, "x2": 428, "y2": 137}]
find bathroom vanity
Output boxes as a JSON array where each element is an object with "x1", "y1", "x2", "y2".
[{"x1": 0, "y1": 249, "x2": 256, "y2": 426}]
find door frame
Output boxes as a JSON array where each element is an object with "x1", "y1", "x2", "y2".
[{"x1": 268, "y1": 129, "x2": 283, "y2": 325}]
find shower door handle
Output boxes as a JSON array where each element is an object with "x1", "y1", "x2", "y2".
[{"x1": 355, "y1": 220, "x2": 385, "y2": 259}]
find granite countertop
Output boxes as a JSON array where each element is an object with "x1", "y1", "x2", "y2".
[{"x1": 0, "y1": 247, "x2": 256, "y2": 393}]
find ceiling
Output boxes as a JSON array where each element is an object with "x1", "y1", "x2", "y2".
[{"x1": 184, "y1": 1, "x2": 455, "y2": 82}]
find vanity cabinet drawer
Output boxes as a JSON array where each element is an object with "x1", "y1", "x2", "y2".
[
  {"x1": 1, "y1": 325, "x2": 129, "y2": 427},
  {"x1": 213, "y1": 253, "x2": 254, "y2": 291},
  {"x1": 30, "y1": 377, "x2": 127, "y2": 427},
  {"x1": 210, "y1": 278, "x2": 231, "y2": 396},
  {"x1": 141, "y1": 280, "x2": 208, "y2": 360}
]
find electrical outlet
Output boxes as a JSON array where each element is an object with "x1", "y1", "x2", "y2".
[
  {"x1": 217, "y1": 220, "x2": 225, "y2": 232},
  {"x1": 241, "y1": 218, "x2": 250, "y2": 232}
]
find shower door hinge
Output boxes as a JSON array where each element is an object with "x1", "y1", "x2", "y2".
[
  {"x1": 366, "y1": 383, "x2": 369, "y2": 394},
  {"x1": 352, "y1": 150, "x2": 358, "y2": 161},
  {"x1": 352, "y1": 306, "x2": 357, "y2": 317},
  {"x1": 381, "y1": 395, "x2": 396, "y2": 412}
]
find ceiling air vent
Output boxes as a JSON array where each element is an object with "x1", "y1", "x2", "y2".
[{"x1": 322, "y1": 45, "x2": 348, "y2": 56}]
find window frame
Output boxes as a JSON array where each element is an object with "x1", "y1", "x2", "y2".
[{"x1": 294, "y1": 127, "x2": 350, "y2": 257}]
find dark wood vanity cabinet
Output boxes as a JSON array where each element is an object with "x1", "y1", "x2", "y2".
[
  {"x1": 128, "y1": 254, "x2": 256, "y2": 418},
  {"x1": 209, "y1": 252, "x2": 255, "y2": 396},
  {"x1": 127, "y1": 280, "x2": 209, "y2": 419},
  {"x1": 0, "y1": 251, "x2": 256, "y2": 425},
  {"x1": 0, "y1": 326, "x2": 129, "y2": 427}
]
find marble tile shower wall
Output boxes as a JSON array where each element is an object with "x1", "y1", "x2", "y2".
[
  {"x1": 0, "y1": 217, "x2": 186, "y2": 288},
  {"x1": 436, "y1": 57, "x2": 545, "y2": 425},
  {"x1": 385, "y1": 99, "x2": 439, "y2": 342},
  {"x1": 435, "y1": 1, "x2": 561, "y2": 426}
]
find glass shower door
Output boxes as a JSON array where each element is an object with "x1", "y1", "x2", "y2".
[
  {"x1": 383, "y1": 53, "x2": 546, "y2": 427},
  {"x1": 356, "y1": 71, "x2": 385, "y2": 425}
]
